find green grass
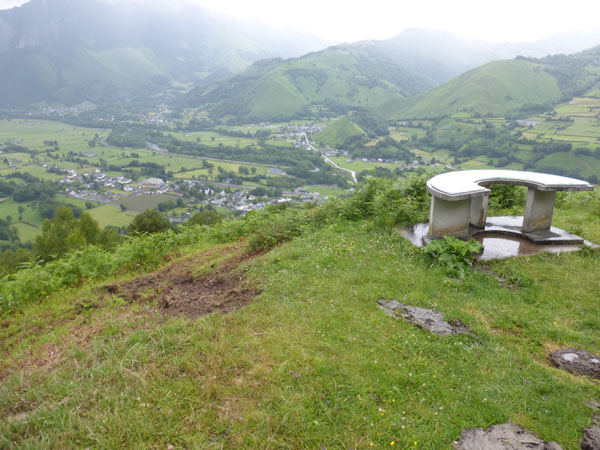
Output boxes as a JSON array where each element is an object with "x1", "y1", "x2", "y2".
[
  {"x1": 0, "y1": 199, "x2": 44, "y2": 238},
  {"x1": 380, "y1": 59, "x2": 562, "y2": 118},
  {"x1": 458, "y1": 156, "x2": 493, "y2": 170},
  {"x1": 315, "y1": 116, "x2": 366, "y2": 148},
  {"x1": 116, "y1": 194, "x2": 178, "y2": 213},
  {"x1": 12, "y1": 222, "x2": 40, "y2": 243},
  {"x1": 1, "y1": 193, "x2": 599, "y2": 447},
  {"x1": 301, "y1": 185, "x2": 344, "y2": 197},
  {"x1": 208, "y1": 44, "x2": 420, "y2": 120},
  {"x1": 172, "y1": 159, "x2": 272, "y2": 182},
  {"x1": 329, "y1": 156, "x2": 401, "y2": 173},
  {"x1": 169, "y1": 131, "x2": 257, "y2": 148},
  {"x1": 534, "y1": 152, "x2": 600, "y2": 179},
  {"x1": 0, "y1": 119, "x2": 110, "y2": 153},
  {"x1": 86, "y1": 204, "x2": 137, "y2": 228}
]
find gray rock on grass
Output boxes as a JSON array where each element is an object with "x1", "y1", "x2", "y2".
[
  {"x1": 377, "y1": 299, "x2": 473, "y2": 336},
  {"x1": 581, "y1": 413, "x2": 600, "y2": 450},
  {"x1": 549, "y1": 348, "x2": 600, "y2": 380},
  {"x1": 454, "y1": 423, "x2": 562, "y2": 450}
]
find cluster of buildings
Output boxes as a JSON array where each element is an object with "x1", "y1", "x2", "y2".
[
  {"x1": 38, "y1": 105, "x2": 93, "y2": 117},
  {"x1": 61, "y1": 170, "x2": 172, "y2": 203},
  {"x1": 179, "y1": 179, "x2": 321, "y2": 214}
]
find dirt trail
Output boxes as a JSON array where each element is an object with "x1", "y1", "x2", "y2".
[{"x1": 101, "y1": 243, "x2": 260, "y2": 318}]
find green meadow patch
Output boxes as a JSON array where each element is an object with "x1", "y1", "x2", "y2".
[
  {"x1": 87, "y1": 204, "x2": 137, "y2": 228},
  {"x1": 117, "y1": 194, "x2": 179, "y2": 213}
]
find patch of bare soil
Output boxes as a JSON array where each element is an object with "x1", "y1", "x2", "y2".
[{"x1": 100, "y1": 243, "x2": 260, "y2": 318}]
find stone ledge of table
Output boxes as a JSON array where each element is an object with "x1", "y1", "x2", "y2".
[
  {"x1": 427, "y1": 170, "x2": 593, "y2": 201},
  {"x1": 475, "y1": 216, "x2": 585, "y2": 245}
]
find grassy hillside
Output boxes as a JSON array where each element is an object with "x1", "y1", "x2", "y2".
[
  {"x1": 0, "y1": 46, "x2": 174, "y2": 106},
  {"x1": 380, "y1": 46, "x2": 600, "y2": 120},
  {"x1": 0, "y1": 0, "x2": 276, "y2": 107},
  {"x1": 379, "y1": 60, "x2": 562, "y2": 119},
  {"x1": 1, "y1": 179, "x2": 599, "y2": 447},
  {"x1": 189, "y1": 44, "x2": 433, "y2": 121},
  {"x1": 315, "y1": 116, "x2": 366, "y2": 147}
]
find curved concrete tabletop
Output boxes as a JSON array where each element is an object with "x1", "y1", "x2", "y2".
[{"x1": 427, "y1": 170, "x2": 593, "y2": 201}]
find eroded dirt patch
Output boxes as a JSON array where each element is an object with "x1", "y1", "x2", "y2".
[{"x1": 99, "y1": 243, "x2": 260, "y2": 318}]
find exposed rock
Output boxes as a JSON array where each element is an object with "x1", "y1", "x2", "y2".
[
  {"x1": 454, "y1": 423, "x2": 562, "y2": 450},
  {"x1": 549, "y1": 348, "x2": 600, "y2": 379},
  {"x1": 377, "y1": 299, "x2": 474, "y2": 336},
  {"x1": 582, "y1": 424, "x2": 600, "y2": 450},
  {"x1": 581, "y1": 413, "x2": 600, "y2": 450}
]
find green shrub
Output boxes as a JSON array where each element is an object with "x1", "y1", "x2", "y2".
[
  {"x1": 487, "y1": 185, "x2": 526, "y2": 215},
  {"x1": 127, "y1": 209, "x2": 171, "y2": 235},
  {"x1": 424, "y1": 236, "x2": 483, "y2": 278}
]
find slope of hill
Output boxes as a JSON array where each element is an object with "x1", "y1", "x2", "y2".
[
  {"x1": 375, "y1": 28, "x2": 600, "y2": 87},
  {"x1": 187, "y1": 30, "x2": 600, "y2": 123},
  {"x1": 1, "y1": 180, "x2": 599, "y2": 447},
  {"x1": 0, "y1": 0, "x2": 327, "y2": 107},
  {"x1": 188, "y1": 43, "x2": 435, "y2": 121},
  {"x1": 380, "y1": 46, "x2": 600, "y2": 119},
  {"x1": 315, "y1": 116, "x2": 366, "y2": 147},
  {"x1": 379, "y1": 60, "x2": 562, "y2": 118}
]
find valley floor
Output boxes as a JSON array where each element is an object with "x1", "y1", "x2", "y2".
[{"x1": 1, "y1": 201, "x2": 600, "y2": 448}]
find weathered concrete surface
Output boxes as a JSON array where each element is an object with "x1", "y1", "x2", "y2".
[
  {"x1": 454, "y1": 423, "x2": 562, "y2": 450},
  {"x1": 426, "y1": 170, "x2": 592, "y2": 239},
  {"x1": 483, "y1": 216, "x2": 585, "y2": 245},
  {"x1": 523, "y1": 188, "x2": 556, "y2": 233},
  {"x1": 429, "y1": 196, "x2": 471, "y2": 239},
  {"x1": 469, "y1": 195, "x2": 489, "y2": 228},
  {"x1": 549, "y1": 348, "x2": 600, "y2": 379},
  {"x1": 427, "y1": 170, "x2": 592, "y2": 201},
  {"x1": 377, "y1": 299, "x2": 473, "y2": 336}
]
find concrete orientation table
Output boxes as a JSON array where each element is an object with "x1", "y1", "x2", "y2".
[{"x1": 426, "y1": 170, "x2": 593, "y2": 239}]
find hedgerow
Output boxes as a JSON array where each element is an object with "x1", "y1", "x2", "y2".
[{"x1": 1, "y1": 177, "x2": 431, "y2": 314}]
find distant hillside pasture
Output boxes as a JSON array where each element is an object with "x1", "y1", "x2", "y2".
[
  {"x1": 534, "y1": 152, "x2": 600, "y2": 179},
  {"x1": 0, "y1": 119, "x2": 110, "y2": 153},
  {"x1": 315, "y1": 116, "x2": 366, "y2": 148},
  {"x1": 0, "y1": 165, "x2": 63, "y2": 182},
  {"x1": 190, "y1": 44, "x2": 433, "y2": 121},
  {"x1": 117, "y1": 194, "x2": 179, "y2": 213},
  {"x1": 169, "y1": 131, "x2": 258, "y2": 148},
  {"x1": 12, "y1": 222, "x2": 39, "y2": 243},
  {"x1": 379, "y1": 59, "x2": 562, "y2": 119},
  {"x1": 87, "y1": 204, "x2": 136, "y2": 228}
]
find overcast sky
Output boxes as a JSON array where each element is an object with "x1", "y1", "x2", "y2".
[{"x1": 1, "y1": 0, "x2": 600, "y2": 44}]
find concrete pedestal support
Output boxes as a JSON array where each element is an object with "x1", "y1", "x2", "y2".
[
  {"x1": 469, "y1": 196, "x2": 489, "y2": 228},
  {"x1": 523, "y1": 188, "x2": 556, "y2": 233},
  {"x1": 428, "y1": 196, "x2": 471, "y2": 239}
]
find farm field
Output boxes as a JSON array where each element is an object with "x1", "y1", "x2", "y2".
[
  {"x1": 329, "y1": 156, "x2": 401, "y2": 173},
  {"x1": 12, "y1": 222, "x2": 39, "y2": 243},
  {"x1": 534, "y1": 152, "x2": 600, "y2": 179},
  {"x1": 0, "y1": 119, "x2": 110, "y2": 153},
  {"x1": 0, "y1": 199, "x2": 44, "y2": 228},
  {"x1": 117, "y1": 194, "x2": 179, "y2": 212},
  {"x1": 0, "y1": 194, "x2": 125, "y2": 242},
  {"x1": 301, "y1": 185, "x2": 345, "y2": 197},
  {"x1": 86, "y1": 204, "x2": 136, "y2": 228},
  {"x1": 169, "y1": 131, "x2": 257, "y2": 148},
  {"x1": 388, "y1": 130, "x2": 408, "y2": 141}
]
